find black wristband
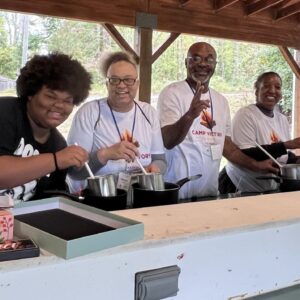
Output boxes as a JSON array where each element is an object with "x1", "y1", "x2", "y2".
[{"x1": 53, "y1": 152, "x2": 59, "y2": 171}]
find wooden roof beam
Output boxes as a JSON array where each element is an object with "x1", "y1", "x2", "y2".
[
  {"x1": 214, "y1": 0, "x2": 240, "y2": 12},
  {"x1": 276, "y1": 0, "x2": 294, "y2": 10},
  {"x1": 178, "y1": 0, "x2": 193, "y2": 8},
  {"x1": 275, "y1": 2, "x2": 300, "y2": 21},
  {"x1": 102, "y1": 23, "x2": 139, "y2": 63},
  {"x1": 152, "y1": 32, "x2": 180, "y2": 63},
  {"x1": 278, "y1": 46, "x2": 300, "y2": 79},
  {"x1": 246, "y1": 0, "x2": 285, "y2": 16}
]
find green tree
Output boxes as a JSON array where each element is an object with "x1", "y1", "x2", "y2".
[
  {"x1": 0, "y1": 46, "x2": 20, "y2": 78},
  {"x1": 0, "y1": 14, "x2": 20, "y2": 78}
]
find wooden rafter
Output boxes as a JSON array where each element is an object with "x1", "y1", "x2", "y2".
[
  {"x1": 178, "y1": 0, "x2": 193, "y2": 7},
  {"x1": 214, "y1": 0, "x2": 240, "y2": 12},
  {"x1": 278, "y1": 46, "x2": 300, "y2": 79},
  {"x1": 152, "y1": 32, "x2": 180, "y2": 63},
  {"x1": 246, "y1": 0, "x2": 284, "y2": 16},
  {"x1": 275, "y1": 2, "x2": 300, "y2": 21},
  {"x1": 102, "y1": 23, "x2": 139, "y2": 63},
  {"x1": 275, "y1": 0, "x2": 294, "y2": 10}
]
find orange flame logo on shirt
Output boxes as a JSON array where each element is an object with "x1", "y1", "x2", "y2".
[
  {"x1": 121, "y1": 129, "x2": 133, "y2": 143},
  {"x1": 270, "y1": 130, "x2": 279, "y2": 143},
  {"x1": 121, "y1": 129, "x2": 139, "y2": 147},
  {"x1": 200, "y1": 111, "x2": 216, "y2": 129}
]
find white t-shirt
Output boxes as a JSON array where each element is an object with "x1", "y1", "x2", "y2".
[
  {"x1": 226, "y1": 104, "x2": 290, "y2": 192},
  {"x1": 157, "y1": 80, "x2": 231, "y2": 199},
  {"x1": 67, "y1": 98, "x2": 164, "y2": 192}
]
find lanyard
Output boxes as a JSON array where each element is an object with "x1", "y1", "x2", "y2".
[
  {"x1": 185, "y1": 79, "x2": 214, "y2": 131},
  {"x1": 108, "y1": 101, "x2": 137, "y2": 142}
]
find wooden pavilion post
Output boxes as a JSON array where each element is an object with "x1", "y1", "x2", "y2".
[
  {"x1": 293, "y1": 50, "x2": 300, "y2": 153},
  {"x1": 278, "y1": 46, "x2": 300, "y2": 153},
  {"x1": 135, "y1": 27, "x2": 153, "y2": 103}
]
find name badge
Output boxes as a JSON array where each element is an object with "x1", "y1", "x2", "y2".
[
  {"x1": 117, "y1": 172, "x2": 132, "y2": 191},
  {"x1": 210, "y1": 144, "x2": 222, "y2": 160}
]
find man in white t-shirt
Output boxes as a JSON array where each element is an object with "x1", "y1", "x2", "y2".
[{"x1": 157, "y1": 42, "x2": 277, "y2": 199}]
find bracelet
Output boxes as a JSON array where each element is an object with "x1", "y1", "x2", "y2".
[{"x1": 52, "y1": 152, "x2": 59, "y2": 171}]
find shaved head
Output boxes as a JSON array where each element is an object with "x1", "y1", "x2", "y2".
[
  {"x1": 187, "y1": 42, "x2": 217, "y2": 60},
  {"x1": 185, "y1": 42, "x2": 217, "y2": 91}
]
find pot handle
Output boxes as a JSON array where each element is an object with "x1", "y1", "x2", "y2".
[
  {"x1": 42, "y1": 190, "x2": 82, "y2": 201},
  {"x1": 176, "y1": 174, "x2": 202, "y2": 188},
  {"x1": 256, "y1": 176, "x2": 282, "y2": 183}
]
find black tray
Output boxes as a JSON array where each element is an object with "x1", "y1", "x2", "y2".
[
  {"x1": 15, "y1": 209, "x2": 116, "y2": 240},
  {"x1": 0, "y1": 239, "x2": 40, "y2": 262}
]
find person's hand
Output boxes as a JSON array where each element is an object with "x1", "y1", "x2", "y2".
[
  {"x1": 284, "y1": 137, "x2": 300, "y2": 150},
  {"x1": 145, "y1": 163, "x2": 160, "y2": 173},
  {"x1": 97, "y1": 141, "x2": 139, "y2": 164},
  {"x1": 186, "y1": 82, "x2": 210, "y2": 119},
  {"x1": 55, "y1": 145, "x2": 89, "y2": 169},
  {"x1": 253, "y1": 159, "x2": 280, "y2": 174}
]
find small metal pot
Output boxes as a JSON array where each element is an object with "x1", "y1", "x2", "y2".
[
  {"x1": 255, "y1": 143, "x2": 300, "y2": 180},
  {"x1": 135, "y1": 173, "x2": 165, "y2": 191},
  {"x1": 279, "y1": 164, "x2": 300, "y2": 180},
  {"x1": 87, "y1": 174, "x2": 117, "y2": 197}
]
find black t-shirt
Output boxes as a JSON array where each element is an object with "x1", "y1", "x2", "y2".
[{"x1": 0, "y1": 97, "x2": 68, "y2": 201}]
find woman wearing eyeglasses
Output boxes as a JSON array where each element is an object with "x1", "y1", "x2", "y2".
[{"x1": 67, "y1": 51, "x2": 166, "y2": 193}]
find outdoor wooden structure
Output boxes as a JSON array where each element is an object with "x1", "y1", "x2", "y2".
[
  {"x1": 1, "y1": 0, "x2": 300, "y2": 135},
  {"x1": 1, "y1": 0, "x2": 300, "y2": 48}
]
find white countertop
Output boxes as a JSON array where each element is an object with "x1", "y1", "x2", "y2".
[
  {"x1": 2, "y1": 191, "x2": 300, "y2": 299},
  {"x1": 115, "y1": 191, "x2": 300, "y2": 240}
]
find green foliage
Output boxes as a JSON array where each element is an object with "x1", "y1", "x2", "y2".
[
  {"x1": 0, "y1": 14, "x2": 22, "y2": 78},
  {"x1": 0, "y1": 16, "x2": 18, "y2": 78},
  {"x1": 0, "y1": 17, "x2": 7, "y2": 47},
  {"x1": 210, "y1": 75, "x2": 233, "y2": 92},
  {"x1": 0, "y1": 46, "x2": 20, "y2": 78}
]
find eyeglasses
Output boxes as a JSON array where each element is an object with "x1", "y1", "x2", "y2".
[
  {"x1": 187, "y1": 56, "x2": 216, "y2": 65},
  {"x1": 106, "y1": 77, "x2": 137, "y2": 86}
]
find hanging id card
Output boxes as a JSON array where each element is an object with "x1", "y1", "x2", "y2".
[
  {"x1": 117, "y1": 172, "x2": 132, "y2": 191},
  {"x1": 210, "y1": 144, "x2": 222, "y2": 160}
]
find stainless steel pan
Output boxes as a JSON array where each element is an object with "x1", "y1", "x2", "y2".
[
  {"x1": 87, "y1": 174, "x2": 117, "y2": 197},
  {"x1": 255, "y1": 142, "x2": 300, "y2": 180}
]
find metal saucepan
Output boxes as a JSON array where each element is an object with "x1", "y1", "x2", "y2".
[
  {"x1": 87, "y1": 174, "x2": 117, "y2": 197},
  {"x1": 135, "y1": 173, "x2": 165, "y2": 191},
  {"x1": 256, "y1": 175, "x2": 300, "y2": 192},
  {"x1": 132, "y1": 174, "x2": 202, "y2": 208},
  {"x1": 255, "y1": 142, "x2": 300, "y2": 180},
  {"x1": 278, "y1": 164, "x2": 300, "y2": 180},
  {"x1": 41, "y1": 189, "x2": 127, "y2": 211}
]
